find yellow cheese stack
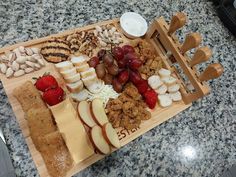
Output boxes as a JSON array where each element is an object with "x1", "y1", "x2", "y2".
[{"x1": 50, "y1": 98, "x2": 94, "y2": 164}]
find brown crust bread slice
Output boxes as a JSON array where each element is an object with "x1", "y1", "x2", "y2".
[
  {"x1": 13, "y1": 81, "x2": 46, "y2": 112},
  {"x1": 38, "y1": 131, "x2": 73, "y2": 177},
  {"x1": 27, "y1": 108, "x2": 57, "y2": 150}
]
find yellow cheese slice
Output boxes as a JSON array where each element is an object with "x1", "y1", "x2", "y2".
[{"x1": 50, "y1": 98, "x2": 94, "y2": 164}]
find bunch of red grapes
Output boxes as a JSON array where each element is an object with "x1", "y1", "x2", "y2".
[{"x1": 88, "y1": 45, "x2": 157, "y2": 109}]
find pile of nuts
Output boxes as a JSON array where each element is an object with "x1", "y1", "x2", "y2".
[
  {"x1": 66, "y1": 31, "x2": 98, "y2": 57},
  {"x1": 130, "y1": 39, "x2": 163, "y2": 78},
  {"x1": 94, "y1": 25, "x2": 123, "y2": 48},
  {"x1": 0, "y1": 46, "x2": 45, "y2": 78},
  {"x1": 106, "y1": 83, "x2": 151, "y2": 130}
]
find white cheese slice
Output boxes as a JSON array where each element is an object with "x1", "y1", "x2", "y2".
[{"x1": 148, "y1": 75, "x2": 163, "y2": 89}]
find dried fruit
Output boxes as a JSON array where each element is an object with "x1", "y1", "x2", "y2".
[
  {"x1": 34, "y1": 74, "x2": 58, "y2": 92},
  {"x1": 42, "y1": 87, "x2": 64, "y2": 106}
]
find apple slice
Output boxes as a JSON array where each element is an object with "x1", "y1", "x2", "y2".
[
  {"x1": 102, "y1": 123, "x2": 121, "y2": 148},
  {"x1": 91, "y1": 99, "x2": 108, "y2": 126},
  {"x1": 90, "y1": 125, "x2": 110, "y2": 154},
  {"x1": 78, "y1": 101, "x2": 97, "y2": 128}
]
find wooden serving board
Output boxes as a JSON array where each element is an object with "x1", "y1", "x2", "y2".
[{"x1": 0, "y1": 19, "x2": 191, "y2": 177}]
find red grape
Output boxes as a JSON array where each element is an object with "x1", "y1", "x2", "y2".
[
  {"x1": 112, "y1": 78, "x2": 123, "y2": 93},
  {"x1": 124, "y1": 52, "x2": 139, "y2": 64},
  {"x1": 117, "y1": 70, "x2": 129, "y2": 84},
  {"x1": 112, "y1": 47, "x2": 124, "y2": 61},
  {"x1": 129, "y1": 70, "x2": 142, "y2": 85},
  {"x1": 129, "y1": 58, "x2": 142, "y2": 70},
  {"x1": 88, "y1": 56, "x2": 100, "y2": 67},
  {"x1": 122, "y1": 45, "x2": 135, "y2": 54},
  {"x1": 97, "y1": 49, "x2": 106, "y2": 60},
  {"x1": 117, "y1": 59, "x2": 127, "y2": 68}
]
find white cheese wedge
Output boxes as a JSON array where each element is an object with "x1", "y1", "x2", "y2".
[
  {"x1": 71, "y1": 56, "x2": 87, "y2": 66},
  {"x1": 66, "y1": 80, "x2": 84, "y2": 93},
  {"x1": 65, "y1": 73, "x2": 81, "y2": 83},
  {"x1": 70, "y1": 89, "x2": 89, "y2": 101},
  {"x1": 60, "y1": 67, "x2": 77, "y2": 79},
  {"x1": 158, "y1": 94, "x2": 172, "y2": 107},
  {"x1": 158, "y1": 68, "x2": 171, "y2": 77},
  {"x1": 167, "y1": 84, "x2": 180, "y2": 93},
  {"x1": 161, "y1": 76, "x2": 177, "y2": 86},
  {"x1": 76, "y1": 64, "x2": 90, "y2": 73},
  {"x1": 169, "y1": 91, "x2": 182, "y2": 101},
  {"x1": 55, "y1": 61, "x2": 73, "y2": 71},
  {"x1": 81, "y1": 68, "x2": 96, "y2": 79},
  {"x1": 50, "y1": 98, "x2": 94, "y2": 163},
  {"x1": 148, "y1": 75, "x2": 163, "y2": 89},
  {"x1": 155, "y1": 84, "x2": 167, "y2": 94}
]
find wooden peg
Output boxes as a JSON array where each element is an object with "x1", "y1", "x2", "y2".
[
  {"x1": 199, "y1": 63, "x2": 224, "y2": 82},
  {"x1": 168, "y1": 12, "x2": 187, "y2": 36},
  {"x1": 189, "y1": 46, "x2": 212, "y2": 67},
  {"x1": 180, "y1": 33, "x2": 202, "y2": 54}
]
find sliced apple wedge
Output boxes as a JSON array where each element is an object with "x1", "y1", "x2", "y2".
[
  {"x1": 102, "y1": 123, "x2": 121, "y2": 149},
  {"x1": 90, "y1": 99, "x2": 108, "y2": 126},
  {"x1": 90, "y1": 125, "x2": 110, "y2": 154},
  {"x1": 78, "y1": 101, "x2": 97, "y2": 128}
]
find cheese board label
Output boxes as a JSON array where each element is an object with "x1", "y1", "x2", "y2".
[{"x1": 0, "y1": 12, "x2": 223, "y2": 177}]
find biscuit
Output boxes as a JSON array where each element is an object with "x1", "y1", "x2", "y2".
[{"x1": 13, "y1": 81, "x2": 46, "y2": 112}]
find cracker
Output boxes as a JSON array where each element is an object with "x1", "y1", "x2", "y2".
[
  {"x1": 13, "y1": 81, "x2": 46, "y2": 112},
  {"x1": 27, "y1": 107, "x2": 57, "y2": 149}
]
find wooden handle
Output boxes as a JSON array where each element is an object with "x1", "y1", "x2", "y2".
[
  {"x1": 189, "y1": 46, "x2": 212, "y2": 67},
  {"x1": 199, "y1": 63, "x2": 224, "y2": 82},
  {"x1": 180, "y1": 33, "x2": 202, "y2": 54},
  {"x1": 168, "y1": 12, "x2": 187, "y2": 36}
]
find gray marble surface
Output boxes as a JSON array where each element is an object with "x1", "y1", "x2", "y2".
[{"x1": 0, "y1": 0, "x2": 235, "y2": 177}]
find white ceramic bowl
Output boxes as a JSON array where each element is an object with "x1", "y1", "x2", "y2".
[{"x1": 120, "y1": 12, "x2": 148, "y2": 39}]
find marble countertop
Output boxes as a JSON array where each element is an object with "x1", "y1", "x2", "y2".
[{"x1": 0, "y1": 0, "x2": 235, "y2": 176}]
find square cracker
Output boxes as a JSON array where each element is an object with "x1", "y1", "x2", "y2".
[
  {"x1": 13, "y1": 81, "x2": 46, "y2": 112},
  {"x1": 27, "y1": 107, "x2": 57, "y2": 149}
]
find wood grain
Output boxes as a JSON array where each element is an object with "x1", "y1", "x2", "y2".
[{"x1": 0, "y1": 18, "x2": 191, "y2": 177}]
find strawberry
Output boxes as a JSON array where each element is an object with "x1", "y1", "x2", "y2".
[
  {"x1": 136, "y1": 79, "x2": 149, "y2": 94},
  {"x1": 42, "y1": 87, "x2": 64, "y2": 106},
  {"x1": 34, "y1": 74, "x2": 58, "y2": 92},
  {"x1": 144, "y1": 89, "x2": 157, "y2": 109}
]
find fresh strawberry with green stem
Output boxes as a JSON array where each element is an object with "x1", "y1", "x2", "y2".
[
  {"x1": 42, "y1": 87, "x2": 64, "y2": 106},
  {"x1": 34, "y1": 73, "x2": 58, "y2": 92},
  {"x1": 144, "y1": 89, "x2": 157, "y2": 109}
]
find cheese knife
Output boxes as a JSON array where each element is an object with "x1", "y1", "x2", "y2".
[{"x1": 0, "y1": 128, "x2": 16, "y2": 177}]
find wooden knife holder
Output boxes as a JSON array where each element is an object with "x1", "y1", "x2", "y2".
[{"x1": 145, "y1": 13, "x2": 223, "y2": 104}]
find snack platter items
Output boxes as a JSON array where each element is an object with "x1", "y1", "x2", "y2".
[{"x1": 0, "y1": 13, "x2": 223, "y2": 177}]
